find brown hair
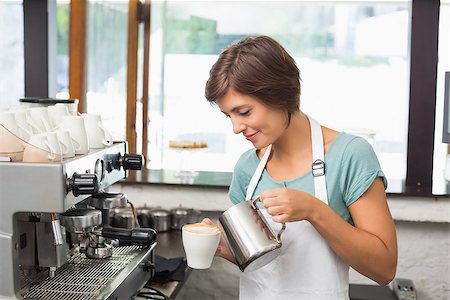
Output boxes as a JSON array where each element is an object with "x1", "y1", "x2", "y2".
[{"x1": 205, "y1": 35, "x2": 301, "y2": 122}]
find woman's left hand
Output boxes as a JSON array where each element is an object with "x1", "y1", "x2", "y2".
[{"x1": 259, "y1": 188, "x2": 317, "y2": 223}]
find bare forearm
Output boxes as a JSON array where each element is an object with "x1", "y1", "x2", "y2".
[{"x1": 308, "y1": 199, "x2": 397, "y2": 285}]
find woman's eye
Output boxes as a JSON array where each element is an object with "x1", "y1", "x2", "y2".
[{"x1": 239, "y1": 110, "x2": 250, "y2": 116}]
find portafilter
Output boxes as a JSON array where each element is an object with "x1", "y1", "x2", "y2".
[{"x1": 60, "y1": 208, "x2": 156, "y2": 259}]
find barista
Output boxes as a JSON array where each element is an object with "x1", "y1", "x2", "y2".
[{"x1": 202, "y1": 35, "x2": 397, "y2": 300}]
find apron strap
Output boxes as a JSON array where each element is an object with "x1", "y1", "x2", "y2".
[
  {"x1": 244, "y1": 115, "x2": 328, "y2": 204},
  {"x1": 245, "y1": 144, "x2": 272, "y2": 200},
  {"x1": 309, "y1": 116, "x2": 329, "y2": 204}
]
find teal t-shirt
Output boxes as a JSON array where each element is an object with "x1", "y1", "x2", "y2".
[{"x1": 228, "y1": 133, "x2": 387, "y2": 225}]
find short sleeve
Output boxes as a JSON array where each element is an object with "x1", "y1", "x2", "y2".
[
  {"x1": 228, "y1": 149, "x2": 255, "y2": 205},
  {"x1": 339, "y1": 136, "x2": 388, "y2": 207}
]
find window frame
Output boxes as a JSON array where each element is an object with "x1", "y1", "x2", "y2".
[{"x1": 22, "y1": 0, "x2": 448, "y2": 196}]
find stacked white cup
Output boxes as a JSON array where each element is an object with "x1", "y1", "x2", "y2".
[{"x1": 0, "y1": 101, "x2": 113, "y2": 162}]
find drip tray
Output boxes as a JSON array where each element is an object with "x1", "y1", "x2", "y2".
[{"x1": 22, "y1": 245, "x2": 154, "y2": 300}]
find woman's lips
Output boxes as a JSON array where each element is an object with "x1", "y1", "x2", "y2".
[{"x1": 245, "y1": 131, "x2": 259, "y2": 141}]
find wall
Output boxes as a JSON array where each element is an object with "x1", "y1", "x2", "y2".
[{"x1": 114, "y1": 183, "x2": 450, "y2": 300}]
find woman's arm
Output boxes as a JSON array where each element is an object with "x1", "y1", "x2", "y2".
[{"x1": 260, "y1": 178, "x2": 398, "y2": 285}]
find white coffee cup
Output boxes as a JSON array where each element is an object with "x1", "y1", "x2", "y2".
[
  {"x1": 81, "y1": 113, "x2": 113, "y2": 149},
  {"x1": 56, "y1": 130, "x2": 76, "y2": 158},
  {"x1": 55, "y1": 100, "x2": 79, "y2": 116},
  {"x1": 27, "y1": 107, "x2": 52, "y2": 133},
  {"x1": 47, "y1": 104, "x2": 70, "y2": 129},
  {"x1": 57, "y1": 116, "x2": 89, "y2": 155},
  {"x1": 23, "y1": 133, "x2": 60, "y2": 163},
  {"x1": 13, "y1": 109, "x2": 33, "y2": 141},
  {"x1": 45, "y1": 132, "x2": 64, "y2": 157},
  {"x1": 182, "y1": 223, "x2": 221, "y2": 269}
]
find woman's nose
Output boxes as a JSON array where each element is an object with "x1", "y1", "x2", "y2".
[{"x1": 231, "y1": 118, "x2": 245, "y2": 134}]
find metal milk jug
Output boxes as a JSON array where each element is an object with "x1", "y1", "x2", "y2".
[{"x1": 218, "y1": 197, "x2": 286, "y2": 272}]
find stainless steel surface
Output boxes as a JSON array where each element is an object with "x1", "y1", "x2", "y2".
[
  {"x1": 137, "y1": 206, "x2": 154, "y2": 228},
  {"x1": 35, "y1": 222, "x2": 69, "y2": 268},
  {"x1": 113, "y1": 209, "x2": 136, "y2": 229},
  {"x1": 0, "y1": 142, "x2": 156, "y2": 299},
  {"x1": 149, "y1": 209, "x2": 171, "y2": 232},
  {"x1": 51, "y1": 219, "x2": 64, "y2": 245},
  {"x1": 21, "y1": 245, "x2": 155, "y2": 300},
  {"x1": 218, "y1": 200, "x2": 285, "y2": 272},
  {"x1": 88, "y1": 192, "x2": 128, "y2": 209},
  {"x1": 60, "y1": 208, "x2": 102, "y2": 231},
  {"x1": 170, "y1": 206, "x2": 189, "y2": 230},
  {"x1": 85, "y1": 242, "x2": 113, "y2": 259}
]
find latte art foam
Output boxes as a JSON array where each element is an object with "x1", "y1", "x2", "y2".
[{"x1": 183, "y1": 223, "x2": 220, "y2": 234}]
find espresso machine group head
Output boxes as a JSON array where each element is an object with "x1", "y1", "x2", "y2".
[{"x1": 0, "y1": 142, "x2": 157, "y2": 299}]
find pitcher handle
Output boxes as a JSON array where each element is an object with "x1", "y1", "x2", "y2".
[{"x1": 252, "y1": 197, "x2": 286, "y2": 243}]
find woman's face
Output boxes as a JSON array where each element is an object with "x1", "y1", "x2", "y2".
[{"x1": 218, "y1": 89, "x2": 288, "y2": 148}]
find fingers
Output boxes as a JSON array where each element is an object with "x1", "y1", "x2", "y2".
[
  {"x1": 260, "y1": 188, "x2": 283, "y2": 201},
  {"x1": 266, "y1": 205, "x2": 284, "y2": 216},
  {"x1": 271, "y1": 214, "x2": 288, "y2": 223},
  {"x1": 201, "y1": 218, "x2": 214, "y2": 226}
]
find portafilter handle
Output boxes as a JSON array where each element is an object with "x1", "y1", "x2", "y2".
[
  {"x1": 66, "y1": 172, "x2": 100, "y2": 196},
  {"x1": 100, "y1": 227, "x2": 156, "y2": 246}
]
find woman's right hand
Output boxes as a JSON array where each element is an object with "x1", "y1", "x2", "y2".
[{"x1": 201, "y1": 218, "x2": 237, "y2": 264}]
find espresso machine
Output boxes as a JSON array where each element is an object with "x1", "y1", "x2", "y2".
[{"x1": 0, "y1": 142, "x2": 157, "y2": 299}]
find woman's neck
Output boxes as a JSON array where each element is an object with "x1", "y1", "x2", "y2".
[{"x1": 271, "y1": 111, "x2": 312, "y2": 161}]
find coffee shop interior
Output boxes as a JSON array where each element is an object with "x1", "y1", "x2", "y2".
[{"x1": 0, "y1": 0, "x2": 449, "y2": 299}]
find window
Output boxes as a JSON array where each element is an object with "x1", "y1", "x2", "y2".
[
  {"x1": 85, "y1": 0, "x2": 130, "y2": 141},
  {"x1": 147, "y1": 1, "x2": 412, "y2": 192},
  {"x1": 0, "y1": 0, "x2": 24, "y2": 108}
]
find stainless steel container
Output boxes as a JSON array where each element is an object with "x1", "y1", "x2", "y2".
[
  {"x1": 218, "y1": 198, "x2": 286, "y2": 272},
  {"x1": 112, "y1": 209, "x2": 135, "y2": 229},
  {"x1": 149, "y1": 208, "x2": 171, "y2": 232},
  {"x1": 170, "y1": 206, "x2": 189, "y2": 230},
  {"x1": 137, "y1": 206, "x2": 154, "y2": 228},
  {"x1": 170, "y1": 206, "x2": 202, "y2": 230}
]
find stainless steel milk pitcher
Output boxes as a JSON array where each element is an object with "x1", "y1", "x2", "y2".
[{"x1": 218, "y1": 197, "x2": 286, "y2": 272}]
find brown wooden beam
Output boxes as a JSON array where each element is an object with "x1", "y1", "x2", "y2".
[
  {"x1": 69, "y1": 0, "x2": 87, "y2": 113},
  {"x1": 126, "y1": 0, "x2": 140, "y2": 154}
]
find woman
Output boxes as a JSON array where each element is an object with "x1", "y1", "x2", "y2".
[{"x1": 203, "y1": 35, "x2": 397, "y2": 300}]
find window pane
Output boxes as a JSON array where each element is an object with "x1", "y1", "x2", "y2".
[
  {"x1": 56, "y1": 0, "x2": 70, "y2": 99},
  {"x1": 433, "y1": 2, "x2": 450, "y2": 194},
  {"x1": 148, "y1": 1, "x2": 411, "y2": 192},
  {"x1": 86, "y1": 0, "x2": 129, "y2": 141},
  {"x1": 0, "y1": 1, "x2": 24, "y2": 108}
]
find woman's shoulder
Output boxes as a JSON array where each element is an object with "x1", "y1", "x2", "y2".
[{"x1": 329, "y1": 132, "x2": 375, "y2": 157}]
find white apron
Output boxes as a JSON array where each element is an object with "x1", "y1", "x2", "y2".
[{"x1": 240, "y1": 116, "x2": 349, "y2": 300}]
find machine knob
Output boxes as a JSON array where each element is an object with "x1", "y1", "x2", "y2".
[
  {"x1": 120, "y1": 153, "x2": 144, "y2": 170},
  {"x1": 67, "y1": 173, "x2": 100, "y2": 196}
]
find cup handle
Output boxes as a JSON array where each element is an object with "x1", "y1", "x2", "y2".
[
  {"x1": 42, "y1": 118, "x2": 52, "y2": 132},
  {"x1": 98, "y1": 121, "x2": 113, "y2": 146},
  {"x1": 45, "y1": 140, "x2": 57, "y2": 160},
  {"x1": 27, "y1": 116, "x2": 44, "y2": 133},
  {"x1": 252, "y1": 197, "x2": 286, "y2": 243},
  {"x1": 72, "y1": 138, "x2": 82, "y2": 152},
  {"x1": 59, "y1": 140, "x2": 69, "y2": 155}
]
